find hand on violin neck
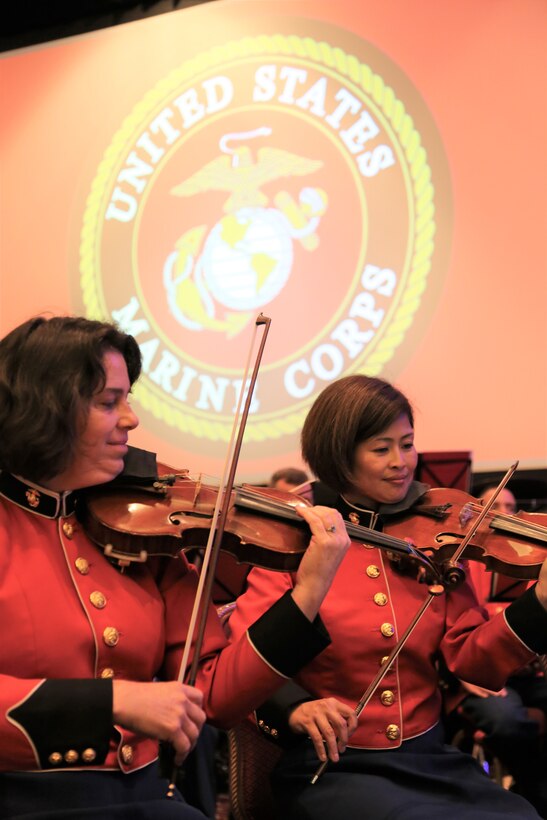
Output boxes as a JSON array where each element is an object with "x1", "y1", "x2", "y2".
[
  {"x1": 535, "y1": 557, "x2": 547, "y2": 610},
  {"x1": 112, "y1": 680, "x2": 206, "y2": 765},
  {"x1": 291, "y1": 505, "x2": 350, "y2": 621}
]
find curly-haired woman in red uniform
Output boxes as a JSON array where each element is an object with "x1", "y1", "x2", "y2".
[{"x1": 0, "y1": 315, "x2": 350, "y2": 819}]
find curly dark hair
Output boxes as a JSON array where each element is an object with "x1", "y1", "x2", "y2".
[
  {"x1": 0, "y1": 315, "x2": 141, "y2": 482},
  {"x1": 301, "y1": 375, "x2": 414, "y2": 494}
]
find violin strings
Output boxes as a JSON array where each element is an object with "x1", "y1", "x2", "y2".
[{"x1": 468, "y1": 502, "x2": 547, "y2": 538}]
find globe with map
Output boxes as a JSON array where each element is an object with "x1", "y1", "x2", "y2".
[{"x1": 200, "y1": 207, "x2": 293, "y2": 310}]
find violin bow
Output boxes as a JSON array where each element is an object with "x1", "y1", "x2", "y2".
[
  {"x1": 446, "y1": 461, "x2": 518, "y2": 568},
  {"x1": 310, "y1": 461, "x2": 519, "y2": 785},
  {"x1": 165, "y1": 313, "x2": 271, "y2": 797},
  {"x1": 186, "y1": 313, "x2": 271, "y2": 686}
]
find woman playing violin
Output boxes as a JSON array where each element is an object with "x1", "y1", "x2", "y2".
[
  {"x1": 227, "y1": 374, "x2": 547, "y2": 819},
  {"x1": 0, "y1": 315, "x2": 350, "y2": 819}
]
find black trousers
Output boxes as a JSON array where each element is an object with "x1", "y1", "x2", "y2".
[
  {"x1": 272, "y1": 724, "x2": 541, "y2": 820},
  {"x1": 0, "y1": 761, "x2": 207, "y2": 819}
]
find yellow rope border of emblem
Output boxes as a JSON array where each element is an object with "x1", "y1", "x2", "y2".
[{"x1": 81, "y1": 34, "x2": 435, "y2": 442}]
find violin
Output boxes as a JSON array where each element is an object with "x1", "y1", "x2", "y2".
[
  {"x1": 387, "y1": 487, "x2": 547, "y2": 580},
  {"x1": 80, "y1": 464, "x2": 438, "y2": 577},
  {"x1": 80, "y1": 468, "x2": 547, "y2": 582}
]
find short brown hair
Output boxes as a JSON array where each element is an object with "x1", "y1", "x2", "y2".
[
  {"x1": 301, "y1": 375, "x2": 414, "y2": 493},
  {"x1": 0, "y1": 315, "x2": 141, "y2": 482}
]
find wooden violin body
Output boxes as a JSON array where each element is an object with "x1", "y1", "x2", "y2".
[
  {"x1": 387, "y1": 487, "x2": 547, "y2": 580},
  {"x1": 80, "y1": 467, "x2": 313, "y2": 570}
]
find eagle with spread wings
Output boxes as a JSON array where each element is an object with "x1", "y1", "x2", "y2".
[{"x1": 171, "y1": 145, "x2": 323, "y2": 212}]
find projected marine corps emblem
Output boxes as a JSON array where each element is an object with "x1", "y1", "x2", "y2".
[
  {"x1": 79, "y1": 26, "x2": 451, "y2": 460},
  {"x1": 163, "y1": 127, "x2": 327, "y2": 333}
]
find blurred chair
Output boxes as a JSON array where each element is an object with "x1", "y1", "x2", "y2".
[
  {"x1": 449, "y1": 701, "x2": 546, "y2": 790},
  {"x1": 416, "y1": 451, "x2": 472, "y2": 492},
  {"x1": 227, "y1": 720, "x2": 282, "y2": 820},
  {"x1": 217, "y1": 601, "x2": 282, "y2": 820},
  {"x1": 449, "y1": 712, "x2": 510, "y2": 787}
]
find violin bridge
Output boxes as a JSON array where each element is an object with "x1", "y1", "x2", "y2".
[{"x1": 191, "y1": 475, "x2": 203, "y2": 507}]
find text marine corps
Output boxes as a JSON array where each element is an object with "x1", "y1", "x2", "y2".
[{"x1": 113, "y1": 260, "x2": 396, "y2": 414}]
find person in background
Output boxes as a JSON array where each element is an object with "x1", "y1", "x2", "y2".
[
  {"x1": 227, "y1": 375, "x2": 547, "y2": 819},
  {"x1": 270, "y1": 466, "x2": 310, "y2": 492},
  {"x1": 481, "y1": 486, "x2": 518, "y2": 515},
  {"x1": 464, "y1": 486, "x2": 520, "y2": 606},
  {"x1": 443, "y1": 484, "x2": 547, "y2": 816},
  {"x1": 0, "y1": 315, "x2": 351, "y2": 820}
]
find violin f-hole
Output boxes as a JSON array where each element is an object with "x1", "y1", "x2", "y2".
[{"x1": 168, "y1": 510, "x2": 211, "y2": 526}]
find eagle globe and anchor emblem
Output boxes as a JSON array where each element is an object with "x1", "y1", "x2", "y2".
[{"x1": 162, "y1": 127, "x2": 328, "y2": 336}]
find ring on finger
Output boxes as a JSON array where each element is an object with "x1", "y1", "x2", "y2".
[{"x1": 326, "y1": 524, "x2": 336, "y2": 533}]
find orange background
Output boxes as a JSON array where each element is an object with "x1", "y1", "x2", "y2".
[{"x1": 1, "y1": 0, "x2": 546, "y2": 481}]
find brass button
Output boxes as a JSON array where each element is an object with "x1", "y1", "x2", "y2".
[
  {"x1": 103, "y1": 627, "x2": 119, "y2": 647},
  {"x1": 82, "y1": 747, "x2": 97, "y2": 763},
  {"x1": 48, "y1": 751, "x2": 62, "y2": 765},
  {"x1": 386, "y1": 723, "x2": 400, "y2": 741},
  {"x1": 121, "y1": 744, "x2": 134, "y2": 764},
  {"x1": 366, "y1": 565, "x2": 381, "y2": 578},
  {"x1": 362, "y1": 542, "x2": 376, "y2": 550},
  {"x1": 380, "y1": 622, "x2": 395, "y2": 638},
  {"x1": 75, "y1": 557, "x2": 89, "y2": 575},
  {"x1": 100, "y1": 667, "x2": 115, "y2": 679},
  {"x1": 380, "y1": 690, "x2": 395, "y2": 706},
  {"x1": 90, "y1": 590, "x2": 107, "y2": 609},
  {"x1": 379, "y1": 655, "x2": 390, "y2": 666},
  {"x1": 64, "y1": 749, "x2": 79, "y2": 764},
  {"x1": 62, "y1": 522, "x2": 74, "y2": 538},
  {"x1": 348, "y1": 512, "x2": 359, "y2": 525},
  {"x1": 258, "y1": 719, "x2": 278, "y2": 737},
  {"x1": 373, "y1": 592, "x2": 388, "y2": 606}
]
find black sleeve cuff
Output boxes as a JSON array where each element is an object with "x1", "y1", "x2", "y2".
[
  {"x1": 255, "y1": 680, "x2": 312, "y2": 748},
  {"x1": 248, "y1": 590, "x2": 331, "y2": 678},
  {"x1": 9, "y1": 679, "x2": 113, "y2": 768},
  {"x1": 505, "y1": 584, "x2": 547, "y2": 654}
]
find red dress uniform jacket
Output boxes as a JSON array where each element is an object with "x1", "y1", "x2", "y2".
[
  {"x1": 0, "y1": 475, "x2": 329, "y2": 773},
  {"x1": 228, "y1": 487, "x2": 547, "y2": 750},
  {"x1": 466, "y1": 561, "x2": 532, "y2": 617}
]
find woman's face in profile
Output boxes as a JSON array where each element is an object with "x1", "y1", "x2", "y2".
[{"x1": 45, "y1": 350, "x2": 139, "y2": 491}]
